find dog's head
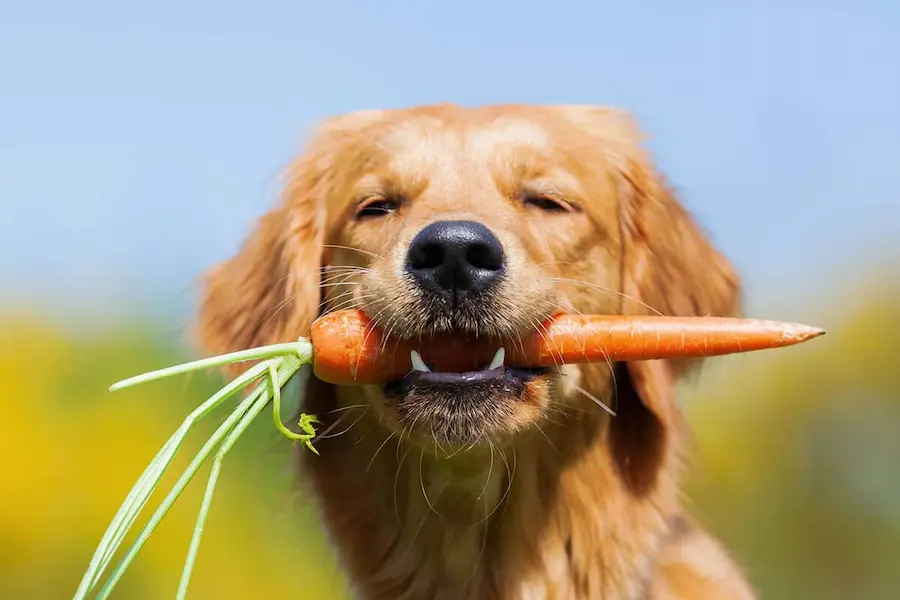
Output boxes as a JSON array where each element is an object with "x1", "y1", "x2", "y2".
[{"x1": 197, "y1": 104, "x2": 740, "y2": 473}]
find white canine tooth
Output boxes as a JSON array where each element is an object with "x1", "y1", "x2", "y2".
[
  {"x1": 486, "y1": 347, "x2": 505, "y2": 371},
  {"x1": 410, "y1": 349, "x2": 430, "y2": 372}
]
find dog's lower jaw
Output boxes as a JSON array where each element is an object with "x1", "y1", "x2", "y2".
[{"x1": 298, "y1": 379, "x2": 755, "y2": 600}]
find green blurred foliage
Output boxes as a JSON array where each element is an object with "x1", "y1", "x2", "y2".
[
  {"x1": 0, "y1": 280, "x2": 897, "y2": 599},
  {"x1": 683, "y1": 283, "x2": 900, "y2": 600},
  {"x1": 0, "y1": 316, "x2": 351, "y2": 600}
]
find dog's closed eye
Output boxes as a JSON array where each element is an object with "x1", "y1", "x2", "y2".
[
  {"x1": 355, "y1": 195, "x2": 403, "y2": 219},
  {"x1": 522, "y1": 191, "x2": 578, "y2": 213}
]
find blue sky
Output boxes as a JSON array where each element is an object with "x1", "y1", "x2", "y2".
[{"x1": 2, "y1": 0, "x2": 898, "y2": 321}]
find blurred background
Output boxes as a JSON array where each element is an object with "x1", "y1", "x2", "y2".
[{"x1": 1, "y1": 1, "x2": 898, "y2": 598}]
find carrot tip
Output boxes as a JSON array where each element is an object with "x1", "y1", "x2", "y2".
[{"x1": 788, "y1": 323, "x2": 826, "y2": 342}]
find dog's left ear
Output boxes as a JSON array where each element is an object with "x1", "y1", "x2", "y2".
[
  {"x1": 556, "y1": 105, "x2": 741, "y2": 421},
  {"x1": 554, "y1": 105, "x2": 741, "y2": 492},
  {"x1": 615, "y1": 126, "x2": 742, "y2": 430},
  {"x1": 615, "y1": 141, "x2": 741, "y2": 493}
]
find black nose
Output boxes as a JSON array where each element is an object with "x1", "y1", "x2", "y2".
[{"x1": 406, "y1": 220, "x2": 505, "y2": 298}]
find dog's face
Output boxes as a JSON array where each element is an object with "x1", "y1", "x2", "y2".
[
  {"x1": 321, "y1": 106, "x2": 628, "y2": 448},
  {"x1": 198, "y1": 104, "x2": 740, "y2": 459}
]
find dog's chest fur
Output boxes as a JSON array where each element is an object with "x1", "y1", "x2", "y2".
[{"x1": 301, "y1": 387, "x2": 680, "y2": 600}]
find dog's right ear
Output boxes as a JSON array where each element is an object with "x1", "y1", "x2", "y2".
[{"x1": 195, "y1": 154, "x2": 326, "y2": 371}]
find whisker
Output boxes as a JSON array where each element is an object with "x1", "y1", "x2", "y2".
[
  {"x1": 419, "y1": 448, "x2": 441, "y2": 518},
  {"x1": 320, "y1": 300, "x2": 360, "y2": 318},
  {"x1": 527, "y1": 317, "x2": 563, "y2": 371},
  {"x1": 376, "y1": 311, "x2": 399, "y2": 355},
  {"x1": 502, "y1": 447, "x2": 518, "y2": 520},
  {"x1": 445, "y1": 441, "x2": 471, "y2": 460},
  {"x1": 393, "y1": 443, "x2": 413, "y2": 526},
  {"x1": 574, "y1": 385, "x2": 616, "y2": 416},
  {"x1": 319, "y1": 271, "x2": 365, "y2": 286},
  {"x1": 321, "y1": 265, "x2": 374, "y2": 273},
  {"x1": 545, "y1": 403, "x2": 584, "y2": 418},
  {"x1": 539, "y1": 410, "x2": 567, "y2": 427},
  {"x1": 465, "y1": 492, "x2": 491, "y2": 587},
  {"x1": 318, "y1": 281, "x2": 361, "y2": 289},
  {"x1": 259, "y1": 283, "x2": 359, "y2": 336},
  {"x1": 431, "y1": 424, "x2": 447, "y2": 457},
  {"x1": 260, "y1": 271, "x2": 364, "y2": 333},
  {"x1": 478, "y1": 439, "x2": 495, "y2": 501},
  {"x1": 545, "y1": 299, "x2": 583, "y2": 316},
  {"x1": 322, "y1": 294, "x2": 372, "y2": 314},
  {"x1": 357, "y1": 303, "x2": 395, "y2": 365},
  {"x1": 321, "y1": 288, "x2": 357, "y2": 307},
  {"x1": 321, "y1": 292, "x2": 380, "y2": 317},
  {"x1": 479, "y1": 444, "x2": 514, "y2": 525},
  {"x1": 325, "y1": 403, "x2": 369, "y2": 415},
  {"x1": 462, "y1": 433, "x2": 483, "y2": 455},
  {"x1": 321, "y1": 264, "x2": 373, "y2": 272},
  {"x1": 534, "y1": 423, "x2": 560, "y2": 454},
  {"x1": 330, "y1": 290, "x2": 376, "y2": 305},
  {"x1": 259, "y1": 293, "x2": 297, "y2": 333},
  {"x1": 508, "y1": 331, "x2": 529, "y2": 373},
  {"x1": 323, "y1": 244, "x2": 385, "y2": 261},
  {"x1": 314, "y1": 410, "x2": 353, "y2": 438},
  {"x1": 549, "y1": 277, "x2": 664, "y2": 316},
  {"x1": 376, "y1": 307, "x2": 409, "y2": 372},
  {"x1": 540, "y1": 296, "x2": 619, "y2": 401},
  {"x1": 319, "y1": 271, "x2": 372, "y2": 286},
  {"x1": 318, "y1": 407, "x2": 369, "y2": 439},
  {"x1": 605, "y1": 358, "x2": 619, "y2": 411},
  {"x1": 320, "y1": 290, "x2": 357, "y2": 309}
]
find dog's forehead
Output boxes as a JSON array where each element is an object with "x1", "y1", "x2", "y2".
[
  {"x1": 322, "y1": 106, "x2": 624, "y2": 227},
  {"x1": 376, "y1": 114, "x2": 552, "y2": 168}
]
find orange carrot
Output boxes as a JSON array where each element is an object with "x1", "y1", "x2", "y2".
[{"x1": 309, "y1": 309, "x2": 825, "y2": 385}]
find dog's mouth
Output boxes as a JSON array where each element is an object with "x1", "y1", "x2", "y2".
[
  {"x1": 383, "y1": 346, "x2": 549, "y2": 397},
  {"x1": 378, "y1": 343, "x2": 552, "y2": 447}
]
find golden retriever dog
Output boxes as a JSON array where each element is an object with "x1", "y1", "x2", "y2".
[{"x1": 197, "y1": 104, "x2": 756, "y2": 599}]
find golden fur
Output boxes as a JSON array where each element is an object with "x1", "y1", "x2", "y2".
[{"x1": 196, "y1": 104, "x2": 756, "y2": 599}]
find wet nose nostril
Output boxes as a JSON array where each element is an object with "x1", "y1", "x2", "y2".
[
  {"x1": 410, "y1": 242, "x2": 444, "y2": 270},
  {"x1": 466, "y1": 243, "x2": 503, "y2": 272}
]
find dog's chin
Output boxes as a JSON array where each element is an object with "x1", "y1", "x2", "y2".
[{"x1": 380, "y1": 366, "x2": 550, "y2": 450}]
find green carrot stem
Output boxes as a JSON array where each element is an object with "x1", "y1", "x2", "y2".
[
  {"x1": 175, "y1": 384, "x2": 274, "y2": 599},
  {"x1": 109, "y1": 340, "x2": 311, "y2": 392},
  {"x1": 75, "y1": 339, "x2": 315, "y2": 600},
  {"x1": 74, "y1": 360, "x2": 271, "y2": 599},
  {"x1": 95, "y1": 374, "x2": 270, "y2": 599}
]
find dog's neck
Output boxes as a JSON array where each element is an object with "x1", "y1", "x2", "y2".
[{"x1": 299, "y1": 378, "x2": 683, "y2": 600}]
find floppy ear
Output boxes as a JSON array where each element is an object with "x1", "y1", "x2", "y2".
[
  {"x1": 557, "y1": 105, "x2": 741, "y2": 407},
  {"x1": 617, "y1": 139, "x2": 742, "y2": 429},
  {"x1": 614, "y1": 147, "x2": 740, "y2": 493},
  {"x1": 194, "y1": 154, "x2": 326, "y2": 375},
  {"x1": 555, "y1": 106, "x2": 742, "y2": 492}
]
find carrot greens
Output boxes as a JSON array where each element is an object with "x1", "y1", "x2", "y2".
[{"x1": 73, "y1": 338, "x2": 317, "y2": 600}]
